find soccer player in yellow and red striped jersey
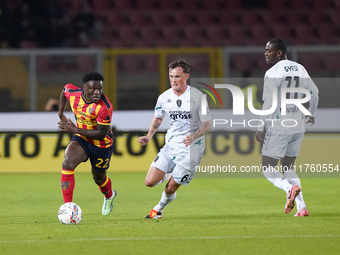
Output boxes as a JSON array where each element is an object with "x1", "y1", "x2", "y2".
[{"x1": 57, "y1": 72, "x2": 116, "y2": 216}]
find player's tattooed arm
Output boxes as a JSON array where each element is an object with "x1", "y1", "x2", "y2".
[
  {"x1": 197, "y1": 120, "x2": 211, "y2": 137},
  {"x1": 137, "y1": 116, "x2": 164, "y2": 146},
  {"x1": 183, "y1": 120, "x2": 211, "y2": 147},
  {"x1": 151, "y1": 117, "x2": 163, "y2": 130}
]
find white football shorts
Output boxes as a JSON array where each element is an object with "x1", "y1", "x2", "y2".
[
  {"x1": 151, "y1": 143, "x2": 204, "y2": 186},
  {"x1": 261, "y1": 132, "x2": 304, "y2": 159}
]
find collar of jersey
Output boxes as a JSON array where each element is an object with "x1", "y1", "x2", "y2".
[
  {"x1": 173, "y1": 85, "x2": 190, "y2": 97},
  {"x1": 81, "y1": 92, "x2": 97, "y2": 104}
]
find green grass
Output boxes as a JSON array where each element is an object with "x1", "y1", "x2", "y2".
[{"x1": 0, "y1": 172, "x2": 339, "y2": 255}]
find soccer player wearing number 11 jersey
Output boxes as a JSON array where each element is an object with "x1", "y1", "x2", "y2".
[{"x1": 255, "y1": 38, "x2": 319, "y2": 217}]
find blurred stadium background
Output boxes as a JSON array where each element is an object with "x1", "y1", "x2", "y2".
[
  {"x1": 0, "y1": 0, "x2": 339, "y2": 174},
  {"x1": 0, "y1": 0, "x2": 339, "y2": 112},
  {"x1": 0, "y1": 3, "x2": 339, "y2": 253}
]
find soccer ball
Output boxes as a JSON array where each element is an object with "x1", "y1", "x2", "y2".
[{"x1": 58, "y1": 202, "x2": 82, "y2": 225}]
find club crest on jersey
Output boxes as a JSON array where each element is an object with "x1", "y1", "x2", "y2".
[
  {"x1": 176, "y1": 99, "x2": 182, "y2": 107},
  {"x1": 61, "y1": 182, "x2": 70, "y2": 190},
  {"x1": 89, "y1": 107, "x2": 94, "y2": 114}
]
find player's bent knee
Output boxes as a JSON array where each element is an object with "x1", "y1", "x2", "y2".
[
  {"x1": 144, "y1": 179, "x2": 156, "y2": 187},
  {"x1": 62, "y1": 158, "x2": 76, "y2": 170}
]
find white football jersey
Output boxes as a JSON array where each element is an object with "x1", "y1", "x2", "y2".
[
  {"x1": 154, "y1": 85, "x2": 211, "y2": 150},
  {"x1": 259, "y1": 59, "x2": 319, "y2": 134}
]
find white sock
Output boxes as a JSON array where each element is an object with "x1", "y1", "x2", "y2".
[
  {"x1": 263, "y1": 166, "x2": 292, "y2": 193},
  {"x1": 283, "y1": 169, "x2": 306, "y2": 210},
  {"x1": 154, "y1": 173, "x2": 172, "y2": 186},
  {"x1": 153, "y1": 191, "x2": 176, "y2": 212}
]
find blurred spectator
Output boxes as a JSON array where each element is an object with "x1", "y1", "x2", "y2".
[
  {"x1": 45, "y1": 98, "x2": 59, "y2": 111},
  {"x1": 72, "y1": 1, "x2": 96, "y2": 47},
  {"x1": 45, "y1": 0, "x2": 71, "y2": 47},
  {"x1": 1, "y1": 0, "x2": 70, "y2": 48}
]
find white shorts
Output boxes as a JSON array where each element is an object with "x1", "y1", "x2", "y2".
[
  {"x1": 150, "y1": 143, "x2": 204, "y2": 186},
  {"x1": 261, "y1": 132, "x2": 304, "y2": 159}
]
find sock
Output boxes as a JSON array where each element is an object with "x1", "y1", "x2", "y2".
[
  {"x1": 153, "y1": 191, "x2": 176, "y2": 212},
  {"x1": 98, "y1": 175, "x2": 113, "y2": 199},
  {"x1": 262, "y1": 166, "x2": 291, "y2": 193},
  {"x1": 61, "y1": 169, "x2": 75, "y2": 203},
  {"x1": 284, "y1": 169, "x2": 306, "y2": 210},
  {"x1": 155, "y1": 173, "x2": 172, "y2": 186}
]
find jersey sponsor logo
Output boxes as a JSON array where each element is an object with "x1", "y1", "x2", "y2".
[
  {"x1": 155, "y1": 106, "x2": 162, "y2": 110},
  {"x1": 75, "y1": 110, "x2": 87, "y2": 117},
  {"x1": 76, "y1": 116, "x2": 96, "y2": 126},
  {"x1": 176, "y1": 99, "x2": 182, "y2": 107},
  {"x1": 154, "y1": 155, "x2": 159, "y2": 162},
  {"x1": 169, "y1": 111, "x2": 191, "y2": 120}
]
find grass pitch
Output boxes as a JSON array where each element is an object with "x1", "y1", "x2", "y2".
[{"x1": 0, "y1": 172, "x2": 339, "y2": 255}]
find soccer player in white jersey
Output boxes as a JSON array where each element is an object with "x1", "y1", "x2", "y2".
[
  {"x1": 137, "y1": 59, "x2": 211, "y2": 219},
  {"x1": 255, "y1": 38, "x2": 319, "y2": 217}
]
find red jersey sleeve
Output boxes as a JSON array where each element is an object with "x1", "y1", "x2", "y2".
[
  {"x1": 96, "y1": 95, "x2": 113, "y2": 125},
  {"x1": 63, "y1": 84, "x2": 82, "y2": 100},
  {"x1": 97, "y1": 107, "x2": 112, "y2": 125}
]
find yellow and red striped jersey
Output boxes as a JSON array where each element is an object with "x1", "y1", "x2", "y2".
[{"x1": 63, "y1": 84, "x2": 113, "y2": 148}]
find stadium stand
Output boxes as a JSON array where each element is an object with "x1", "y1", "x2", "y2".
[
  {"x1": 249, "y1": 24, "x2": 272, "y2": 45},
  {"x1": 316, "y1": 24, "x2": 339, "y2": 44},
  {"x1": 195, "y1": 10, "x2": 218, "y2": 25},
  {"x1": 239, "y1": 10, "x2": 262, "y2": 25},
  {"x1": 136, "y1": 0, "x2": 158, "y2": 10},
  {"x1": 1, "y1": 0, "x2": 340, "y2": 49},
  {"x1": 293, "y1": 24, "x2": 318, "y2": 45},
  {"x1": 307, "y1": 10, "x2": 329, "y2": 25},
  {"x1": 298, "y1": 54, "x2": 325, "y2": 73}
]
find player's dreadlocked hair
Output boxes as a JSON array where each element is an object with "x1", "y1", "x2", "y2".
[
  {"x1": 269, "y1": 37, "x2": 287, "y2": 56},
  {"x1": 82, "y1": 72, "x2": 104, "y2": 83},
  {"x1": 168, "y1": 59, "x2": 190, "y2": 73}
]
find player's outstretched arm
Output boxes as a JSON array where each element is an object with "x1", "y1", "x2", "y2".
[
  {"x1": 137, "y1": 116, "x2": 164, "y2": 146},
  {"x1": 183, "y1": 120, "x2": 211, "y2": 147},
  {"x1": 58, "y1": 89, "x2": 68, "y2": 122}
]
